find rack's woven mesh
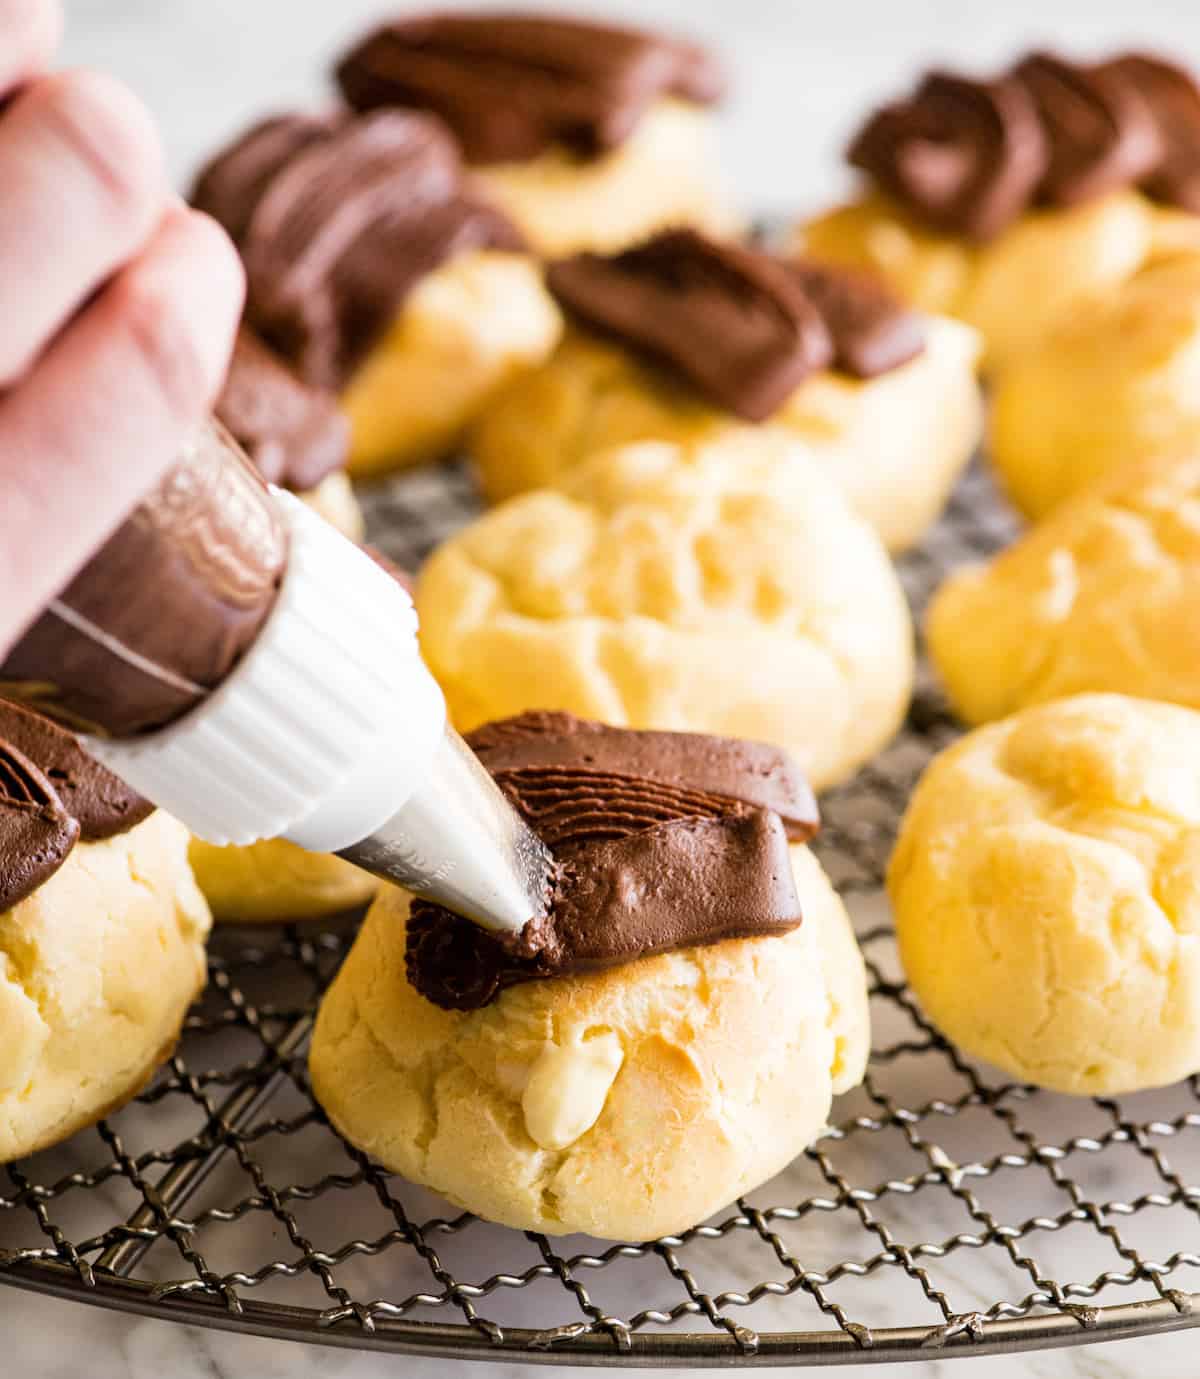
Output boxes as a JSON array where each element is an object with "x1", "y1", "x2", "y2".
[{"x1": 3, "y1": 460, "x2": 1200, "y2": 1365}]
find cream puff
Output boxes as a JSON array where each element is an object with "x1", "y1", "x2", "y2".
[
  {"x1": 472, "y1": 228, "x2": 982, "y2": 554},
  {"x1": 417, "y1": 433, "x2": 914, "y2": 792},
  {"x1": 311, "y1": 711, "x2": 869, "y2": 1239},
  {"x1": 890, "y1": 694, "x2": 1200, "y2": 1096},
  {"x1": 800, "y1": 52, "x2": 1200, "y2": 373},
  {"x1": 928, "y1": 451, "x2": 1200, "y2": 724},
  {"x1": 0, "y1": 699, "x2": 210, "y2": 1161},
  {"x1": 335, "y1": 11, "x2": 736, "y2": 257},
  {"x1": 193, "y1": 109, "x2": 562, "y2": 477}
]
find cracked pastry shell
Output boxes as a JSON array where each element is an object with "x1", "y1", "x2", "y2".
[
  {"x1": 309, "y1": 844, "x2": 868, "y2": 1240},
  {"x1": 889, "y1": 694, "x2": 1200, "y2": 1096},
  {"x1": 471, "y1": 315, "x2": 983, "y2": 555},
  {"x1": 990, "y1": 254, "x2": 1200, "y2": 521},
  {"x1": 799, "y1": 188, "x2": 1200, "y2": 375},
  {"x1": 417, "y1": 435, "x2": 914, "y2": 792},
  {"x1": 928, "y1": 451, "x2": 1200, "y2": 725},
  {"x1": 0, "y1": 811, "x2": 211, "y2": 1161}
]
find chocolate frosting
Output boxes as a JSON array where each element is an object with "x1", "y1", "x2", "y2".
[
  {"x1": 1014, "y1": 54, "x2": 1162, "y2": 208},
  {"x1": 784, "y1": 260, "x2": 927, "y2": 377},
  {"x1": 215, "y1": 329, "x2": 350, "y2": 493},
  {"x1": 1105, "y1": 55, "x2": 1200, "y2": 214},
  {"x1": 193, "y1": 110, "x2": 523, "y2": 389},
  {"x1": 406, "y1": 712, "x2": 815, "y2": 1011},
  {"x1": 0, "y1": 699, "x2": 152, "y2": 841},
  {"x1": 546, "y1": 230, "x2": 925, "y2": 417},
  {"x1": 849, "y1": 50, "x2": 1200, "y2": 238},
  {"x1": 0, "y1": 742, "x2": 78, "y2": 913},
  {"x1": 0, "y1": 428, "x2": 288, "y2": 737},
  {"x1": 335, "y1": 11, "x2": 725, "y2": 165},
  {"x1": 848, "y1": 72, "x2": 1048, "y2": 241}
]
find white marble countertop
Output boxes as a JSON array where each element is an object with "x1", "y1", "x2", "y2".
[{"x1": 9, "y1": 2, "x2": 1200, "y2": 1376}]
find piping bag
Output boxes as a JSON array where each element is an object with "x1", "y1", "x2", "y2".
[{"x1": 0, "y1": 420, "x2": 552, "y2": 938}]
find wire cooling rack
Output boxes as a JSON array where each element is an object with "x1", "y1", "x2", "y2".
[{"x1": 3, "y1": 459, "x2": 1200, "y2": 1367}]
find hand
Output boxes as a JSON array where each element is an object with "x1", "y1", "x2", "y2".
[{"x1": 0, "y1": 0, "x2": 244, "y2": 656}]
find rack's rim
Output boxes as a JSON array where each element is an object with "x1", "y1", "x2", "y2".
[{"x1": 2, "y1": 1259, "x2": 1198, "y2": 1366}]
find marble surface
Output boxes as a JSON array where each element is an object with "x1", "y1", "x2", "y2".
[{"x1": 9, "y1": 2, "x2": 1200, "y2": 1376}]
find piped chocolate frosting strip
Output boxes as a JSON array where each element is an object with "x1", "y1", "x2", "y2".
[
  {"x1": 193, "y1": 110, "x2": 522, "y2": 389},
  {"x1": 0, "y1": 698, "x2": 156, "y2": 912},
  {"x1": 216, "y1": 328, "x2": 350, "y2": 493},
  {"x1": 849, "y1": 49, "x2": 1200, "y2": 239},
  {"x1": 546, "y1": 229, "x2": 925, "y2": 421},
  {"x1": 406, "y1": 712, "x2": 817, "y2": 1011},
  {"x1": 335, "y1": 11, "x2": 725, "y2": 165}
]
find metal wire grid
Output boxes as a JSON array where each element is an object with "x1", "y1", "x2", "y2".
[{"x1": 3, "y1": 460, "x2": 1200, "y2": 1366}]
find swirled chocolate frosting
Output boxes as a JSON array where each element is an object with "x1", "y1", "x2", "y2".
[
  {"x1": 406, "y1": 712, "x2": 817, "y2": 1011},
  {"x1": 0, "y1": 698, "x2": 155, "y2": 911},
  {"x1": 849, "y1": 50, "x2": 1200, "y2": 239},
  {"x1": 0, "y1": 427, "x2": 287, "y2": 737},
  {"x1": 215, "y1": 329, "x2": 350, "y2": 493},
  {"x1": 192, "y1": 111, "x2": 522, "y2": 389},
  {"x1": 546, "y1": 230, "x2": 925, "y2": 419},
  {"x1": 335, "y1": 11, "x2": 725, "y2": 165}
]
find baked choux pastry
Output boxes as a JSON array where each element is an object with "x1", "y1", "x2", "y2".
[
  {"x1": 890, "y1": 693, "x2": 1200, "y2": 1096},
  {"x1": 473, "y1": 228, "x2": 982, "y2": 554},
  {"x1": 928, "y1": 452, "x2": 1200, "y2": 725},
  {"x1": 0, "y1": 699, "x2": 211, "y2": 1161},
  {"x1": 193, "y1": 110, "x2": 562, "y2": 478},
  {"x1": 311, "y1": 712, "x2": 869, "y2": 1239},
  {"x1": 990, "y1": 255, "x2": 1200, "y2": 519},
  {"x1": 417, "y1": 434, "x2": 914, "y2": 791},
  {"x1": 800, "y1": 52, "x2": 1200, "y2": 373},
  {"x1": 335, "y1": 12, "x2": 735, "y2": 257},
  {"x1": 216, "y1": 327, "x2": 362, "y2": 541}
]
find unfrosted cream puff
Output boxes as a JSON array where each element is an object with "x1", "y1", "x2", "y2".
[
  {"x1": 335, "y1": 12, "x2": 736, "y2": 257},
  {"x1": 418, "y1": 434, "x2": 914, "y2": 792},
  {"x1": 193, "y1": 109, "x2": 561, "y2": 478},
  {"x1": 473, "y1": 228, "x2": 982, "y2": 554},
  {"x1": 990, "y1": 254, "x2": 1200, "y2": 519},
  {"x1": 928, "y1": 451, "x2": 1200, "y2": 724},
  {"x1": 0, "y1": 700, "x2": 210, "y2": 1161},
  {"x1": 890, "y1": 694, "x2": 1200, "y2": 1096},
  {"x1": 311, "y1": 712, "x2": 868, "y2": 1240},
  {"x1": 800, "y1": 52, "x2": 1200, "y2": 373}
]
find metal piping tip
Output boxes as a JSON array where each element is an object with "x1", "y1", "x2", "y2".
[{"x1": 336, "y1": 726, "x2": 553, "y2": 935}]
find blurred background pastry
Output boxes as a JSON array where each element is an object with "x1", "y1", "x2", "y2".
[
  {"x1": 890, "y1": 694, "x2": 1200, "y2": 1096},
  {"x1": 800, "y1": 52, "x2": 1200, "y2": 373},
  {"x1": 928, "y1": 451, "x2": 1200, "y2": 725},
  {"x1": 311, "y1": 712, "x2": 868, "y2": 1240},
  {"x1": 0, "y1": 700, "x2": 210, "y2": 1161},
  {"x1": 193, "y1": 108, "x2": 561, "y2": 477},
  {"x1": 473, "y1": 229, "x2": 982, "y2": 553},
  {"x1": 335, "y1": 11, "x2": 736, "y2": 256},
  {"x1": 417, "y1": 435, "x2": 913, "y2": 791},
  {"x1": 990, "y1": 255, "x2": 1200, "y2": 519},
  {"x1": 215, "y1": 327, "x2": 362, "y2": 539}
]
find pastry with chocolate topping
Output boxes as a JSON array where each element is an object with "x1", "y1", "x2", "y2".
[
  {"x1": 418, "y1": 433, "x2": 914, "y2": 793},
  {"x1": 310, "y1": 713, "x2": 868, "y2": 1240},
  {"x1": 801, "y1": 48, "x2": 1200, "y2": 373},
  {"x1": 193, "y1": 109, "x2": 562, "y2": 477},
  {"x1": 334, "y1": 11, "x2": 736, "y2": 256},
  {"x1": 215, "y1": 328, "x2": 362, "y2": 540},
  {"x1": 473, "y1": 228, "x2": 982, "y2": 554},
  {"x1": 0, "y1": 699, "x2": 211, "y2": 1162}
]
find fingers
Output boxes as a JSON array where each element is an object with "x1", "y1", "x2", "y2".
[
  {"x1": 0, "y1": 68, "x2": 169, "y2": 387},
  {"x1": 0, "y1": 0, "x2": 61, "y2": 96},
  {"x1": 0, "y1": 206, "x2": 245, "y2": 650}
]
